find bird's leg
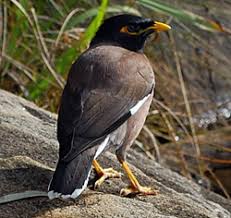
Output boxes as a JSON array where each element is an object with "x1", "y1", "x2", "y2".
[
  {"x1": 120, "y1": 161, "x2": 158, "y2": 196},
  {"x1": 92, "y1": 160, "x2": 121, "y2": 189}
]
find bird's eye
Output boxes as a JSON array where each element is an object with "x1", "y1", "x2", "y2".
[
  {"x1": 127, "y1": 24, "x2": 140, "y2": 33},
  {"x1": 120, "y1": 24, "x2": 141, "y2": 35}
]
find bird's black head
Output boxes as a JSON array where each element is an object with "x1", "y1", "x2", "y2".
[{"x1": 90, "y1": 14, "x2": 171, "y2": 52}]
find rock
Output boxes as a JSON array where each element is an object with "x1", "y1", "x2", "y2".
[{"x1": 0, "y1": 89, "x2": 230, "y2": 218}]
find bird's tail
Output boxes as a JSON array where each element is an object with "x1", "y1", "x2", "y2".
[{"x1": 48, "y1": 149, "x2": 95, "y2": 199}]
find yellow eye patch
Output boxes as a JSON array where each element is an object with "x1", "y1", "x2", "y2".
[{"x1": 120, "y1": 26, "x2": 140, "y2": 35}]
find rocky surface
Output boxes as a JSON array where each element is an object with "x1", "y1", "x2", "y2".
[{"x1": 0, "y1": 89, "x2": 230, "y2": 218}]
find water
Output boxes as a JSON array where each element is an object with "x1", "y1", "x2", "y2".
[{"x1": 193, "y1": 95, "x2": 231, "y2": 128}]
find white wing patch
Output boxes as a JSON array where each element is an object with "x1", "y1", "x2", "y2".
[
  {"x1": 130, "y1": 94, "x2": 151, "y2": 115},
  {"x1": 94, "y1": 136, "x2": 109, "y2": 159},
  {"x1": 48, "y1": 137, "x2": 110, "y2": 200}
]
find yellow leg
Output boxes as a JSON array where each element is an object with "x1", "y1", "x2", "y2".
[
  {"x1": 92, "y1": 159, "x2": 104, "y2": 177},
  {"x1": 120, "y1": 161, "x2": 158, "y2": 196},
  {"x1": 92, "y1": 160, "x2": 121, "y2": 189}
]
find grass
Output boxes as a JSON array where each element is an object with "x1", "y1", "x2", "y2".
[
  {"x1": 1, "y1": 0, "x2": 227, "y2": 107},
  {"x1": 1, "y1": 0, "x2": 231, "y2": 198}
]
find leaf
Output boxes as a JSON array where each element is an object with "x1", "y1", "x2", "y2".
[
  {"x1": 138, "y1": 0, "x2": 227, "y2": 32},
  {"x1": 28, "y1": 76, "x2": 50, "y2": 100},
  {"x1": 80, "y1": 0, "x2": 108, "y2": 50},
  {"x1": 55, "y1": 47, "x2": 79, "y2": 75},
  {"x1": 65, "y1": 5, "x2": 141, "y2": 30}
]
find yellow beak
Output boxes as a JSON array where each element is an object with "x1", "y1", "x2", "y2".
[{"x1": 153, "y1": 21, "x2": 171, "y2": 32}]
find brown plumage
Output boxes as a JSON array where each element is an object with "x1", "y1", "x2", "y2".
[{"x1": 48, "y1": 14, "x2": 170, "y2": 199}]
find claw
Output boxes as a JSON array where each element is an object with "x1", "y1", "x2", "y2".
[
  {"x1": 94, "y1": 168, "x2": 121, "y2": 189},
  {"x1": 120, "y1": 185, "x2": 158, "y2": 197},
  {"x1": 92, "y1": 160, "x2": 122, "y2": 189},
  {"x1": 120, "y1": 161, "x2": 159, "y2": 197}
]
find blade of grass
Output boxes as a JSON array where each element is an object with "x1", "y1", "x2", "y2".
[
  {"x1": 7, "y1": 71, "x2": 27, "y2": 94},
  {"x1": 48, "y1": 0, "x2": 64, "y2": 18},
  {"x1": 175, "y1": 19, "x2": 231, "y2": 68},
  {"x1": 66, "y1": 5, "x2": 141, "y2": 30},
  {"x1": 153, "y1": 98, "x2": 193, "y2": 143},
  {"x1": 9, "y1": 0, "x2": 34, "y2": 26},
  {"x1": 162, "y1": 148, "x2": 230, "y2": 199},
  {"x1": 138, "y1": 0, "x2": 228, "y2": 32},
  {"x1": 31, "y1": 8, "x2": 64, "y2": 88},
  {"x1": 169, "y1": 31, "x2": 203, "y2": 176},
  {"x1": 9, "y1": 0, "x2": 64, "y2": 88},
  {"x1": 1, "y1": 1, "x2": 7, "y2": 63},
  {"x1": 161, "y1": 126, "x2": 231, "y2": 154},
  {"x1": 143, "y1": 125, "x2": 161, "y2": 162},
  {"x1": 28, "y1": 77, "x2": 53, "y2": 100},
  {"x1": 206, "y1": 167, "x2": 230, "y2": 199},
  {"x1": 2, "y1": 53, "x2": 34, "y2": 81},
  {"x1": 3, "y1": 0, "x2": 31, "y2": 77},
  {"x1": 55, "y1": 4, "x2": 140, "y2": 47},
  {"x1": 55, "y1": 47, "x2": 79, "y2": 75},
  {"x1": 160, "y1": 111, "x2": 191, "y2": 178},
  {"x1": 31, "y1": 8, "x2": 49, "y2": 59},
  {"x1": 135, "y1": 140, "x2": 155, "y2": 160},
  {"x1": 80, "y1": 0, "x2": 108, "y2": 49},
  {"x1": 107, "y1": 5, "x2": 141, "y2": 16},
  {"x1": 206, "y1": 143, "x2": 231, "y2": 153},
  {"x1": 55, "y1": 8, "x2": 83, "y2": 47}
]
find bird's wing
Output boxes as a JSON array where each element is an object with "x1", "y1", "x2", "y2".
[{"x1": 58, "y1": 46, "x2": 154, "y2": 162}]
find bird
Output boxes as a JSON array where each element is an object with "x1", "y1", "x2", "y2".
[{"x1": 48, "y1": 14, "x2": 171, "y2": 199}]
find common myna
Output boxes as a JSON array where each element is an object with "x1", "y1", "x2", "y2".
[{"x1": 48, "y1": 14, "x2": 171, "y2": 199}]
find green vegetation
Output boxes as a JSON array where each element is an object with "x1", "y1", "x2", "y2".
[{"x1": 1, "y1": 0, "x2": 225, "y2": 110}]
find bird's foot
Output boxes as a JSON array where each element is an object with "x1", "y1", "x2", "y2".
[
  {"x1": 120, "y1": 161, "x2": 158, "y2": 197},
  {"x1": 93, "y1": 160, "x2": 121, "y2": 189},
  {"x1": 120, "y1": 184, "x2": 158, "y2": 197},
  {"x1": 94, "y1": 168, "x2": 122, "y2": 189}
]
